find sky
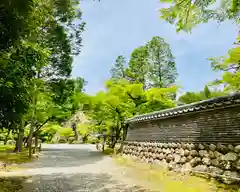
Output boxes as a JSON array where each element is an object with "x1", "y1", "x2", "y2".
[{"x1": 72, "y1": 0, "x2": 238, "y2": 95}]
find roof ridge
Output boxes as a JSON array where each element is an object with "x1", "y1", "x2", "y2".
[{"x1": 126, "y1": 92, "x2": 240, "y2": 123}]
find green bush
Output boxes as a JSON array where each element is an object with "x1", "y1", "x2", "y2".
[
  {"x1": 58, "y1": 127, "x2": 74, "y2": 138},
  {"x1": 87, "y1": 137, "x2": 100, "y2": 144},
  {"x1": 68, "y1": 137, "x2": 76, "y2": 144},
  {"x1": 58, "y1": 138, "x2": 67, "y2": 143}
]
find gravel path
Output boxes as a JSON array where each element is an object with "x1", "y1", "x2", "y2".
[{"x1": 4, "y1": 144, "x2": 150, "y2": 192}]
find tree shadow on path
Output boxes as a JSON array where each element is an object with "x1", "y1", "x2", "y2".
[{"x1": 20, "y1": 172, "x2": 151, "y2": 192}]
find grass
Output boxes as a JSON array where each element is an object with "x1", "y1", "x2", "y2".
[
  {"x1": 113, "y1": 156, "x2": 240, "y2": 192},
  {"x1": 0, "y1": 177, "x2": 26, "y2": 192},
  {"x1": 0, "y1": 145, "x2": 32, "y2": 165}
]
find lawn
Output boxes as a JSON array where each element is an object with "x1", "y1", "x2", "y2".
[
  {"x1": 0, "y1": 145, "x2": 31, "y2": 165},
  {"x1": 113, "y1": 156, "x2": 240, "y2": 192}
]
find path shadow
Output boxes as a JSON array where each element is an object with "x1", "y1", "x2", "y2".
[
  {"x1": 20, "y1": 145, "x2": 105, "y2": 169},
  {"x1": 20, "y1": 172, "x2": 151, "y2": 192}
]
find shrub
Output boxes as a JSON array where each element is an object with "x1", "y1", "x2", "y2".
[
  {"x1": 68, "y1": 137, "x2": 76, "y2": 144},
  {"x1": 58, "y1": 138, "x2": 67, "y2": 143},
  {"x1": 58, "y1": 127, "x2": 74, "y2": 138},
  {"x1": 87, "y1": 137, "x2": 100, "y2": 144}
]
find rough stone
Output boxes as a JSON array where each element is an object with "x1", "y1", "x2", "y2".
[
  {"x1": 186, "y1": 143, "x2": 191, "y2": 150},
  {"x1": 165, "y1": 148, "x2": 171, "y2": 155},
  {"x1": 180, "y1": 157, "x2": 187, "y2": 164},
  {"x1": 166, "y1": 154, "x2": 173, "y2": 162},
  {"x1": 217, "y1": 144, "x2": 228, "y2": 154},
  {"x1": 177, "y1": 143, "x2": 181, "y2": 149},
  {"x1": 214, "y1": 151, "x2": 224, "y2": 160},
  {"x1": 172, "y1": 143, "x2": 177, "y2": 148},
  {"x1": 234, "y1": 145, "x2": 240, "y2": 153},
  {"x1": 210, "y1": 159, "x2": 220, "y2": 167},
  {"x1": 193, "y1": 165, "x2": 209, "y2": 173},
  {"x1": 222, "y1": 152, "x2": 238, "y2": 161},
  {"x1": 199, "y1": 150, "x2": 209, "y2": 158},
  {"x1": 190, "y1": 157, "x2": 201, "y2": 167},
  {"x1": 234, "y1": 159, "x2": 240, "y2": 170},
  {"x1": 179, "y1": 148, "x2": 185, "y2": 156},
  {"x1": 209, "y1": 166, "x2": 223, "y2": 177},
  {"x1": 198, "y1": 144, "x2": 205, "y2": 150},
  {"x1": 220, "y1": 161, "x2": 231, "y2": 170},
  {"x1": 163, "y1": 143, "x2": 168, "y2": 148},
  {"x1": 222, "y1": 171, "x2": 239, "y2": 185},
  {"x1": 182, "y1": 163, "x2": 192, "y2": 173},
  {"x1": 186, "y1": 155, "x2": 193, "y2": 162},
  {"x1": 190, "y1": 150, "x2": 198, "y2": 157},
  {"x1": 184, "y1": 149, "x2": 190, "y2": 156},
  {"x1": 202, "y1": 157, "x2": 211, "y2": 165},
  {"x1": 189, "y1": 143, "x2": 195, "y2": 150},
  {"x1": 209, "y1": 144, "x2": 216, "y2": 151},
  {"x1": 173, "y1": 154, "x2": 181, "y2": 163},
  {"x1": 228, "y1": 144, "x2": 234, "y2": 151},
  {"x1": 208, "y1": 151, "x2": 215, "y2": 159}
]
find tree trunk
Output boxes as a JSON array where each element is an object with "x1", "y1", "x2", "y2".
[
  {"x1": 119, "y1": 125, "x2": 128, "y2": 153},
  {"x1": 15, "y1": 118, "x2": 24, "y2": 152},
  {"x1": 4, "y1": 129, "x2": 11, "y2": 145},
  {"x1": 28, "y1": 123, "x2": 35, "y2": 158},
  {"x1": 33, "y1": 134, "x2": 38, "y2": 154}
]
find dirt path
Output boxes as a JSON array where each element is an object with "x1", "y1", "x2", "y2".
[{"x1": 2, "y1": 144, "x2": 150, "y2": 192}]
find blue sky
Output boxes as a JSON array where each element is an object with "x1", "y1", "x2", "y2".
[{"x1": 72, "y1": 0, "x2": 238, "y2": 95}]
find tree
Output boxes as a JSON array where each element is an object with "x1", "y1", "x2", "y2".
[
  {"x1": 159, "y1": 0, "x2": 240, "y2": 32},
  {"x1": 178, "y1": 86, "x2": 226, "y2": 104},
  {"x1": 209, "y1": 37, "x2": 240, "y2": 91},
  {"x1": 83, "y1": 79, "x2": 177, "y2": 149},
  {"x1": 147, "y1": 36, "x2": 178, "y2": 88},
  {"x1": 110, "y1": 55, "x2": 127, "y2": 80},
  {"x1": 126, "y1": 46, "x2": 149, "y2": 88}
]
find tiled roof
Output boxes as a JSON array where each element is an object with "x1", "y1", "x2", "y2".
[{"x1": 126, "y1": 92, "x2": 240, "y2": 123}]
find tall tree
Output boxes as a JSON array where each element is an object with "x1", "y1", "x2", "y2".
[
  {"x1": 147, "y1": 36, "x2": 178, "y2": 88},
  {"x1": 110, "y1": 55, "x2": 127, "y2": 80},
  {"x1": 126, "y1": 46, "x2": 149, "y2": 88}
]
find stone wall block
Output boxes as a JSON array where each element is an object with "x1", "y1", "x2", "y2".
[
  {"x1": 184, "y1": 149, "x2": 190, "y2": 156},
  {"x1": 209, "y1": 166, "x2": 223, "y2": 177},
  {"x1": 234, "y1": 145, "x2": 240, "y2": 153},
  {"x1": 208, "y1": 151, "x2": 215, "y2": 159},
  {"x1": 222, "y1": 152, "x2": 238, "y2": 161},
  {"x1": 198, "y1": 144, "x2": 205, "y2": 150},
  {"x1": 199, "y1": 150, "x2": 209, "y2": 158},
  {"x1": 222, "y1": 171, "x2": 239, "y2": 184},
  {"x1": 179, "y1": 148, "x2": 185, "y2": 156},
  {"x1": 202, "y1": 157, "x2": 211, "y2": 165},
  {"x1": 190, "y1": 150, "x2": 198, "y2": 157},
  {"x1": 217, "y1": 144, "x2": 228, "y2": 154},
  {"x1": 209, "y1": 144, "x2": 216, "y2": 151}
]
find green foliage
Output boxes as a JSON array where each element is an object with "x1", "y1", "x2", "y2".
[
  {"x1": 83, "y1": 79, "x2": 177, "y2": 147},
  {"x1": 179, "y1": 86, "x2": 227, "y2": 104},
  {"x1": 58, "y1": 127, "x2": 74, "y2": 138},
  {"x1": 38, "y1": 124, "x2": 60, "y2": 142},
  {"x1": 77, "y1": 123, "x2": 91, "y2": 135},
  {"x1": 209, "y1": 36, "x2": 240, "y2": 91},
  {"x1": 159, "y1": 0, "x2": 240, "y2": 32}
]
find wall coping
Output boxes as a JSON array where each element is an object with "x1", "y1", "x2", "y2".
[{"x1": 126, "y1": 92, "x2": 240, "y2": 124}]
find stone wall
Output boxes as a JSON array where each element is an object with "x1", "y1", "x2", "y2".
[{"x1": 123, "y1": 94, "x2": 240, "y2": 184}]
